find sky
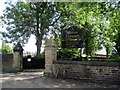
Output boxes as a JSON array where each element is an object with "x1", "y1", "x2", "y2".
[
  {"x1": 0, "y1": 0, "x2": 6, "y2": 50},
  {"x1": 0, "y1": 0, "x2": 106, "y2": 54}
]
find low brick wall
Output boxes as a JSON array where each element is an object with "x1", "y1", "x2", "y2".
[
  {"x1": 2, "y1": 54, "x2": 14, "y2": 72},
  {"x1": 53, "y1": 60, "x2": 120, "y2": 85}
]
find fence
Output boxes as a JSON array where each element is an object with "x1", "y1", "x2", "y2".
[
  {"x1": 23, "y1": 52, "x2": 36, "y2": 57},
  {"x1": 92, "y1": 54, "x2": 111, "y2": 58}
]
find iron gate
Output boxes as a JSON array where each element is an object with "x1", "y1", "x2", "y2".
[{"x1": 22, "y1": 55, "x2": 45, "y2": 69}]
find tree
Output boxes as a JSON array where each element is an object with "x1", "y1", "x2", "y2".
[
  {"x1": 58, "y1": 2, "x2": 120, "y2": 59},
  {"x1": 0, "y1": 2, "x2": 62, "y2": 56},
  {"x1": 110, "y1": 1, "x2": 120, "y2": 56},
  {"x1": 58, "y1": 2, "x2": 103, "y2": 58},
  {"x1": 97, "y1": 2, "x2": 120, "y2": 58},
  {"x1": 0, "y1": 42, "x2": 13, "y2": 54},
  {"x1": 1, "y1": 1, "x2": 119, "y2": 58},
  {"x1": 98, "y1": 2, "x2": 119, "y2": 58}
]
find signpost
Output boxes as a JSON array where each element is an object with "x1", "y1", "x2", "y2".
[
  {"x1": 61, "y1": 26, "x2": 84, "y2": 60},
  {"x1": 61, "y1": 26, "x2": 84, "y2": 48}
]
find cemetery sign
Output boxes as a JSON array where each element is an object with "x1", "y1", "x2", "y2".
[{"x1": 61, "y1": 26, "x2": 84, "y2": 48}]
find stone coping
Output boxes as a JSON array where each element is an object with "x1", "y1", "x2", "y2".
[{"x1": 53, "y1": 60, "x2": 120, "y2": 67}]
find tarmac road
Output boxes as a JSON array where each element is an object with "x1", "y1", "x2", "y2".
[{"x1": 0, "y1": 71, "x2": 119, "y2": 88}]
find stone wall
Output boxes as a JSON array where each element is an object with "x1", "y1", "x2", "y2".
[
  {"x1": 53, "y1": 60, "x2": 120, "y2": 85},
  {"x1": 2, "y1": 54, "x2": 14, "y2": 72}
]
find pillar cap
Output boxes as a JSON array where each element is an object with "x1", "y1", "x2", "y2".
[
  {"x1": 13, "y1": 42, "x2": 23, "y2": 53},
  {"x1": 45, "y1": 38, "x2": 57, "y2": 47}
]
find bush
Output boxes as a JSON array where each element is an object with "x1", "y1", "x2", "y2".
[
  {"x1": 57, "y1": 48, "x2": 80, "y2": 60},
  {"x1": 109, "y1": 54, "x2": 120, "y2": 62}
]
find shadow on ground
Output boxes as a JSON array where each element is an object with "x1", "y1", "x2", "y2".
[{"x1": 0, "y1": 72, "x2": 119, "y2": 88}]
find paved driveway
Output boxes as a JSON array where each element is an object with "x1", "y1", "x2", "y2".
[{"x1": 0, "y1": 72, "x2": 119, "y2": 88}]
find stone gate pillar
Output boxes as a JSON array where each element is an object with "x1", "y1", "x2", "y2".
[
  {"x1": 13, "y1": 42, "x2": 23, "y2": 71},
  {"x1": 44, "y1": 37, "x2": 57, "y2": 77}
]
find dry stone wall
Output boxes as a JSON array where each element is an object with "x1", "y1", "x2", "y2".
[
  {"x1": 2, "y1": 54, "x2": 13, "y2": 72},
  {"x1": 53, "y1": 61, "x2": 120, "y2": 85}
]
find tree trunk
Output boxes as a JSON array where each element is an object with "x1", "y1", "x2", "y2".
[
  {"x1": 36, "y1": 9, "x2": 41, "y2": 56},
  {"x1": 36, "y1": 36, "x2": 42, "y2": 56}
]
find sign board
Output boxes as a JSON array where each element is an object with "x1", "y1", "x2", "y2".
[{"x1": 61, "y1": 26, "x2": 84, "y2": 48}]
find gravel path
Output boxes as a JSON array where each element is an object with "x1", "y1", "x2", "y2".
[{"x1": 0, "y1": 72, "x2": 119, "y2": 88}]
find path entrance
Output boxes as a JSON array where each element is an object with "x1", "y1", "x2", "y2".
[
  {"x1": 1, "y1": 72, "x2": 119, "y2": 88},
  {"x1": 22, "y1": 55, "x2": 45, "y2": 70}
]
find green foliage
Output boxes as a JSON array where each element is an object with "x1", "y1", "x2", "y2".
[
  {"x1": 0, "y1": 2, "x2": 62, "y2": 55},
  {"x1": 0, "y1": 43, "x2": 13, "y2": 54},
  {"x1": 110, "y1": 54, "x2": 120, "y2": 60},
  {"x1": 57, "y1": 48, "x2": 80, "y2": 60},
  {"x1": 59, "y1": 2, "x2": 103, "y2": 57},
  {"x1": 55, "y1": 35, "x2": 79, "y2": 60},
  {"x1": 83, "y1": 22, "x2": 102, "y2": 56},
  {"x1": 96, "y1": 2, "x2": 119, "y2": 57},
  {"x1": 1, "y1": 2, "x2": 32, "y2": 44},
  {"x1": 59, "y1": 2, "x2": 120, "y2": 58},
  {"x1": 1, "y1": 1, "x2": 120, "y2": 58},
  {"x1": 55, "y1": 2, "x2": 120, "y2": 60}
]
